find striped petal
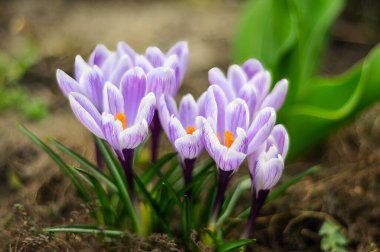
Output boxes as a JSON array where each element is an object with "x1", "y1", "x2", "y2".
[
  {"x1": 146, "y1": 47, "x2": 165, "y2": 67},
  {"x1": 74, "y1": 55, "x2": 88, "y2": 81},
  {"x1": 120, "y1": 67, "x2": 147, "y2": 124},
  {"x1": 174, "y1": 129, "x2": 203, "y2": 159},
  {"x1": 167, "y1": 41, "x2": 189, "y2": 84},
  {"x1": 101, "y1": 113, "x2": 123, "y2": 150},
  {"x1": 146, "y1": 67, "x2": 175, "y2": 98},
  {"x1": 204, "y1": 85, "x2": 228, "y2": 134},
  {"x1": 242, "y1": 59, "x2": 263, "y2": 80},
  {"x1": 227, "y1": 64, "x2": 247, "y2": 96},
  {"x1": 88, "y1": 44, "x2": 111, "y2": 67},
  {"x1": 79, "y1": 66, "x2": 105, "y2": 110},
  {"x1": 225, "y1": 98, "x2": 249, "y2": 132},
  {"x1": 109, "y1": 55, "x2": 133, "y2": 87},
  {"x1": 117, "y1": 41, "x2": 137, "y2": 62},
  {"x1": 69, "y1": 92, "x2": 103, "y2": 138},
  {"x1": 179, "y1": 94, "x2": 198, "y2": 129},
  {"x1": 168, "y1": 116, "x2": 186, "y2": 143},
  {"x1": 56, "y1": 69, "x2": 80, "y2": 97},
  {"x1": 250, "y1": 71, "x2": 271, "y2": 103},
  {"x1": 103, "y1": 82, "x2": 124, "y2": 115},
  {"x1": 134, "y1": 92, "x2": 156, "y2": 126},
  {"x1": 270, "y1": 124, "x2": 289, "y2": 158},
  {"x1": 261, "y1": 79, "x2": 288, "y2": 111},
  {"x1": 238, "y1": 84, "x2": 258, "y2": 119},
  {"x1": 158, "y1": 95, "x2": 178, "y2": 136},
  {"x1": 208, "y1": 67, "x2": 233, "y2": 100},
  {"x1": 119, "y1": 119, "x2": 149, "y2": 149}
]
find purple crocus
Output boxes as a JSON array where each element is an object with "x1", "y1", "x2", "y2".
[
  {"x1": 67, "y1": 66, "x2": 157, "y2": 200},
  {"x1": 208, "y1": 59, "x2": 288, "y2": 119},
  {"x1": 243, "y1": 124, "x2": 289, "y2": 237},
  {"x1": 158, "y1": 94, "x2": 204, "y2": 195}
]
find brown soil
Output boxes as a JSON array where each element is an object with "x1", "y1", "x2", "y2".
[{"x1": 1, "y1": 0, "x2": 380, "y2": 251}]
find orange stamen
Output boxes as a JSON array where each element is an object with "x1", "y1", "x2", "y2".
[
  {"x1": 186, "y1": 126, "x2": 196, "y2": 135},
  {"x1": 217, "y1": 132, "x2": 222, "y2": 144},
  {"x1": 115, "y1": 113, "x2": 127, "y2": 129},
  {"x1": 224, "y1": 131, "x2": 234, "y2": 148}
]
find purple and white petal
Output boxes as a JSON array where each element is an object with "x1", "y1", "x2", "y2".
[
  {"x1": 146, "y1": 67, "x2": 175, "y2": 98},
  {"x1": 215, "y1": 145, "x2": 246, "y2": 171},
  {"x1": 238, "y1": 85, "x2": 258, "y2": 119},
  {"x1": 250, "y1": 71, "x2": 271, "y2": 104},
  {"x1": 74, "y1": 55, "x2": 89, "y2": 81},
  {"x1": 135, "y1": 55, "x2": 154, "y2": 73},
  {"x1": 158, "y1": 95, "x2": 178, "y2": 136},
  {"x1": 167, "y1": 41, "x2": 189, "y2": 84},
  {"x1": 227, "y1": 64, "x2": 247, "y2": 96},
  {"x1": 79, "y1": 66, "x2": 105, "y2": 110},
  {"x1": 88, "y1": 44, "x2": 111, "y2": 67},
  {"x1": 208, "y1": 67, "x2": 233, "y2": 101},
  {"x1": 270, "y1": 124, "x2": 289, "y2": 158},
  {"x1": 174, "y1": 129, "x2": 203, "y2": 159},
  {"x1": 117, "y1": 41, "x2": 137, "y2": 62},
  {"x1": 69, "y1": 93, "x2": 103, "y2": 138},
  {"x1": 119, "y1": 120, "x2": 149, "y2": 149},
  {"x1": 100, "y1": 53, "x2": 117, "y2": 80},
  {"x1": 101, "y1": 113, "x2": 123, "y2": 150},
  {"x1": 164, "y1": 55, "x2": 180, "y2": 93},
  {"x1": 134, "y1": 92, "x2": 156, "y2": 126},
  {"x1": 168, "y1": 116, "x2": 186, "y2": 143},
  {"x1": 56, "y1": 69, "x2": 81, "y2": 97},
  {"x1": 247, "y1": 108, "x2": 276, "y2": 154},
  {"x1": 255, "y1": 155, "x2": 284, "y2": 191},
  {"x1": 242, "y1": 59, "x2": 263, "y2": 80},
  {"x1": 229, "y1": 127, "x2": 248, "y2": 154},
  {"x1": 197, "y1": 92, "x2": 207, "y2": 117},
  {"x1": 261, "y1": 79, "x2": 288, "y2": 111},
  {"x1": 201, "y1": 118, "x2": 223, "y2": 159},
  {"x1": 146, "y1": 47, "x2": 165, "y2": 68},
  {"x1": 103, "y1": 82, "x2": 124, "y2": 115},
  {"x1": 109, "y1": 55, "x2": 134, "y2": 87},
  {"x1": 205, "y1": 85, "x2": 228, "y2": 134},
  {"x1": 120, "y1": 67, "x2": 147, "y2": 124},
  {"x1": 225, "y1": 98, "x2": 249, "y2": 132},
  {"x1": 179, "y1": 94, "x2": 198, "y2": 128}
]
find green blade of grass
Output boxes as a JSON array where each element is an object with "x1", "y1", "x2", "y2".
[
  {"x1": 141, "y1": 152, "x2": 177, "y2": 184},
  {"x1": 18, "y1": 125, "x2": 90, "y2": 202},
  {"x1": 94, "y1": 137, "x2": 139, "y2": 233},
  {"x1": 44, "y1": 225, "x2": 127, "y2": 237},
  {"x1": 217, "y1": 239, "x2": 255, "y2": 252},
  {"x1": 50, "y1": 138, "x2": 117, "y2": 191}
]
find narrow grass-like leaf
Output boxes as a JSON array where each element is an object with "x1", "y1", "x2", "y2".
[
  {"x1": 44, "y1": 225, "x2": 127, "y2": 237},
  {"x1": 217, "y1": 239, "x2": 255, "y2": 252},
  {"x1": 18, "y1": 125, "x2": 90, "y2": 202},
  {"x1": 141, "y1": 152, "x2": 177, "y2": 184},
  {"x1": 94, "y1": 137, "x2": 139, "y2": 232},
  {"x1": 50, "y1": 138, "x2": 117, "y2": 191}
]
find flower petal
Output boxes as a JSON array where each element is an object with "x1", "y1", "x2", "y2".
[
  {"x1": 56, "y1": 69, "x2": 81, "y2": 97},
  {"x1": 167, "y1": 41, "x2": 189, "y2": 84},
  {"x1": 179, "y1": 94, "x2": 198, "y2": 128},
  {"x1": 146, "y1": 67, "x2": 175, "y2": 97},
  {"x1": 101, "y1": 113, "x2": 123, "y2": 150},
  {"x1": 197, "y1": 92, "x2": 207, "y2": 117},
  {"x1": 261, "y1": 79, "x2": 288, "y2": 111},
  {"x1": 242, "y1": 59, "x2": 263, "y2": 80},
  {"x1": 79, "y1": 66, "x2": 105, "y2": 110},
  {"x1": 168, "y1": 116, "x2": 186, "y2": 143},
  {"x1": 255, "y1": 156, "x2": 284, "y2": 191},
  {"x1": 146, "y1": 47, "x2": 165, "y2": 68},
  {"x1": 238, "y1": 84, "x2": 258, "y2": 119},
  {"x1": 88, "y1": 44, "x2": 111, "y2": 67},
  {"x1": 174, "y1": 129, "x2": 203, "y2": 159},
  {"x1": 250, "y1": 71, "x2": 271, "y2": 103},
  {"x1": 103, "y1": 82, "x2": 124, "y2": 115},
  {"x1": 135, "y1": 92, "x2": 156, "y2": 125},
  {"x1": 204, "y1": 85, "x2": 228, "y2": 134},
  {"x1": 164, "y1": 55, "x2": 180, "y2": 94},
  {"x1": 247, "y1": 107, "x2": 276, "y2": 154},
  {"x1": 225, "y1": 98, "x2": 249, "y2": 132},
  {"x1": 270, "y1": 124, "x2": 289, "y2": 158},
  {"x1": 109, "y1": 55, "x2": 134, "y2": 87},
  {"x1": 74, "y1": 55, "x2": 89, "y2": 81},
  {"x1": 228, "y1": 64, "x2": 247, "y2": 96},
  {"x1": 119, "y1": 119, "x2": 149, "y2": 149},
  {"x1": 229, "y1": 127, "x2": 248, "y2": 153},
  {"x1": 158, "y1": 95, "x2": 178, "y2": 136},
  {"x1": 69, "y1": 93, "x2": 103, "y2": 138},
  {"x1": 208, "y1": 67, "x2": 234, "y2": 100},
  {"x1": 135, "y1": 55, "x2": 154, "y2": 73},
  {"x1": 120, "y1": 67, "x2": 147, "y2": 124},
  {"x1": 117, "y1": 41, "x2": 137, "y2": 62}
]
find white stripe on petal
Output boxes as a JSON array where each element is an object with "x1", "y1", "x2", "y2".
[
  {"x1": 225, "y1": 98, "x2": 249, "y2": 132},
  {"x1": 101, "y1": 113, "x2": 123, "y2": 150},
  {"x1": 103, "y1": 82, "x2": 124, "y2": 115},
  {"x1": 261, "y1": 79, "x2": 288, "y2": 111},
  {"x1": 168, "y1": 116, "x2": 186, "y2": 143},
  {"x1": 119, "y1": 120, "x2": 149, "y2": 149},
  {"x1": 135, "y1": 92, "x2": 156, "y2": 125},
  {"x1": 228, "y1": 64, "x2": 247, "y2": 96},
  {"x1": 174, "y1": 129, "x2": 203, "y2": 159},
  {"x1": 56, "y1": 69, "x2": 80, "y2": 97}
]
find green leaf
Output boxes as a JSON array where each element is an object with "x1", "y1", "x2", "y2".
[
  {"x1": 94, "y1": 137, "x2": 140, "y2": 233},
  {"x1": 141, "y1": 152, "x2": 177, "y2": 184},
  {"x1": 44, "y1": 225, "x2": 127, "y2": 237},
  {"x1": 180, "y1": 196, "x2": 193, "y2": 244},
  {"x1": 49, "y1": 138, "x2": 117, "y2": 191},
  {"x1": 18, "y1": 125, "x2": 90, "y2": 202},
  {"x1": 217, "y1": 239, "x2": 255, "y2": 252}
]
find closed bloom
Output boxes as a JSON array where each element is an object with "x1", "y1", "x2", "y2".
[{"x1": 208, "y1": 59, "x2": 288, "y2": 118}]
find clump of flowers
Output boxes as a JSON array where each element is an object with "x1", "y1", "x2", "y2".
[{"x1": 21, "y1": 41, "x2": 292, "y2": 250}]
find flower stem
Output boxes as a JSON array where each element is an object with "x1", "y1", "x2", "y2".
[
  {"x1": 210, "y1": 169, "x2": 234, "y2": 227},
  {"x1": 180, "y1": 158, "x2": 197, "y2": 198},
  {"x1": 150, "y1": 112, "x2": 161, "y2": 163},
  {"x1": 116, "y1": 149, "x2": 137, "y2": 203},
  {"x1": 242, "y1": 189, "x2": 269, "y2": 238}
]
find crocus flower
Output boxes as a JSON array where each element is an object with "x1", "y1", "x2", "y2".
[
  {"x1": 158, "y1": 94, "x2": 204, "y2": 193},
  {"x1": 208, "y1": 59, "x2": 288, "y2": 119},
  {"x1": 68, "y1": 66, "x2": 157, "y2": 200},
  {"x1": 243, "y1": 124, "x2": 289, "y2": 237}
]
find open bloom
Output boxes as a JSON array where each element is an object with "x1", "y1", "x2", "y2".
[
  {"x1": 158, "y1": 94, "x2": 204, "y2": 160},
  {"x1": 208, "y1": 59, "x2": 288, "y2": 119},
  {"x1": 68, "y1": 67, "x2": 156, "y2": 152}
]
